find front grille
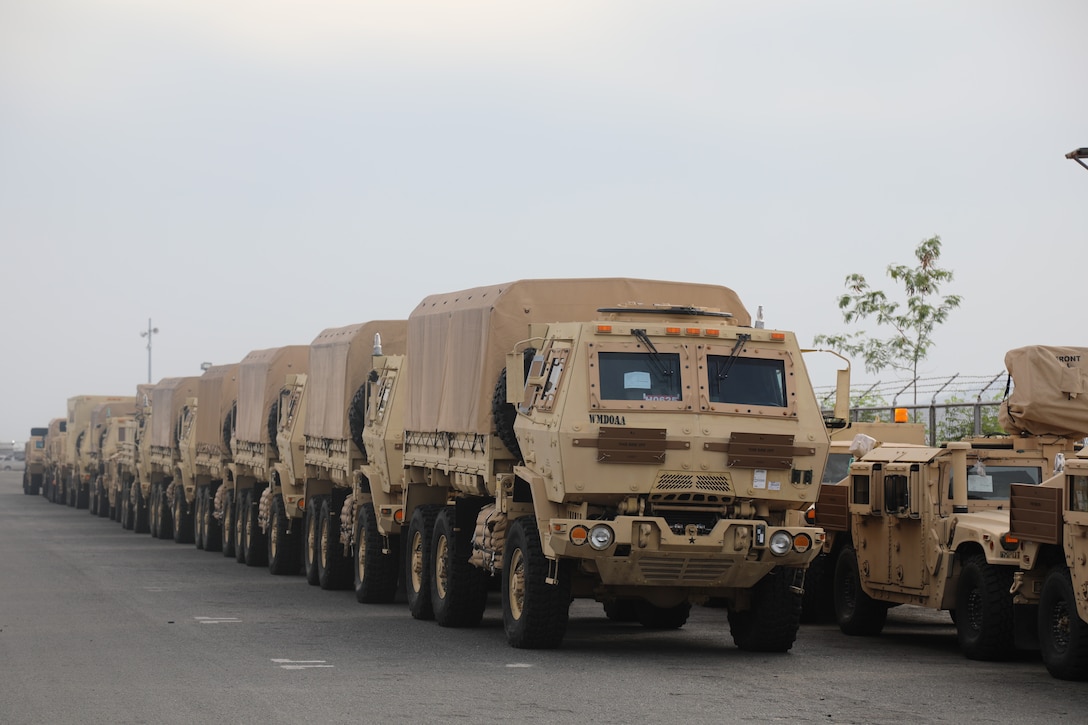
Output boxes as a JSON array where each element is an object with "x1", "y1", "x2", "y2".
[
  {"x1": 638, "y1": 556, "x2": 733, "y2": 584},
  {"x1": 654, "y1": 473, "x2": 732, "y2": 494}
]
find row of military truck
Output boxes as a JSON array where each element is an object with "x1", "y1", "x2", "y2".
[{"x1": 16, "y1": 277, "x2": 1088, "y2": 680}]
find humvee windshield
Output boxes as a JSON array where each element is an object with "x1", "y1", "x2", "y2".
[
  {"x1": 598, "y1": 351, "x2": 682, "y2": 401},
  {"x1": 823, "y1": 452, "x2": 852, "y2": 483},
  {"x1": 948, "y1": 464, "x2": 1043, "y2": 501},
  {"x1": 708, "y1": 356, "x2": 787, "y2": 407}
]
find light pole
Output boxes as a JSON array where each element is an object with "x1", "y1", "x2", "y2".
[
  {"x1": 1066, "y1": 148, "x2": 1088, "y2": 172},
  {"x1": 140, "y1": 318, "x2": 159, "y2": 383}
]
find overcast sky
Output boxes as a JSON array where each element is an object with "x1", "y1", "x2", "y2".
[{"x1": 2, "y1": 1, "x2": 1086, "y2": 443}]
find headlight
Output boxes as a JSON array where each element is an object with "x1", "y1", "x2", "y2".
[
  {"x1": 588, "y1": 524, "x2": 615, "y2": 551},
  {"x1": 769, "y1": 530, "x2": 793, "y2": 556}
]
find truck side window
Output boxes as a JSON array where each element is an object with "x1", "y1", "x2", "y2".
[
  {"x1": 884, "y1": 474, "x2": 909, "y2": 514},
  {"x1": 1072, "y1": 475, "x2": 1088, "y2": 513},
  {"x1": 852, "y1": 474, "x2": 869, "y2": 506},
  {"x1": 598, "y1": 351, "x2": 682, "y2": 401},
  {"x1": 707, "y1": 356, "x2": 786, "y2": 407}
]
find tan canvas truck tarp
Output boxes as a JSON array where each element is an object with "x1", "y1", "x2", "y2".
[
  {"x1": 236, "y1": 346, "x2": 308, "y2": 444},
  {"x1": 149, "y1": 378, "x2": 200, "y2": 448},
  {"x1": 195, "y1": 364, "x2": 239, "y2": 453},
  {"x1": 999, "y1": 345, "x2": 1088, "y2": 438},
  {"x1": 405, "y1": 278, "x2": 750, "y2": 435},
  {"x1": 305, "y1": 320, "x2": 407, "y2": 440},
  {"x1": 67, "y1": 395, "x2": 137, "y2": 461}
]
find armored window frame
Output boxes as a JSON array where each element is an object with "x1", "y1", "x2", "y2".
[
  {"x1": 698, "y1": 342, "x2": 796, "y2": 417},
  {"x1": 587, "y1": 341, "x2": 691, "y2": 412},
  {"x1": 1072, "y1": 475, "x2": 1088, "y2": 514}
]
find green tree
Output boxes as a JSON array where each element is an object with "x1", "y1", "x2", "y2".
[
  {"x1": 934, "y1": 393, "x2": 1004, "y2": 442},
  {"x1": 814, "y1": 235, "x2": 962, "y2": 407}
]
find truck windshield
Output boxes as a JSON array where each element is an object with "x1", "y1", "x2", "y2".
[
  {"x1": 598, "y1": 351, "x2": 682, "y2": 401},
  {"x1": 948, "y1": 464, "x2": 1043, "y2": 501},
  {"x1": 708, "y1": 356, "x2": 787, "y2": 407}
]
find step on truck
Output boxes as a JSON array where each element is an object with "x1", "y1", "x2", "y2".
[
  {"x1": 816, "y1": 347, "x2": 1077, "y2": 660},
  {"x1": 23, "y1": 427, "x2": 48, "y2": 495},
  {"x1": 220, "y1": 346, "x2": 307, "y2": 568},
  {"x1": 268, "y1": 321, "x2": 407, "y2": 589},
  {"x1": 1004, "y1": 346, "x2": 1088, "y2": 680},
  {"x1": 389, "y1": 278, "x2": 829, "y2": 650}
]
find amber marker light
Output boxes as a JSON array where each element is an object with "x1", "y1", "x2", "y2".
[
  {"x1": 770, "y1": 332, "x2": 786, "y2": 341},
  {"x1": 1001, "y1": 533, "x2": 1020, "y2": 552},
  {"x1": 596, "y1": 325, "x2": 613, "y2": 334},
  {"x1": 665, "y1": 327, "x2": 681, "y2": 335},
  {"x1": 394, "y1": 508, "x2": 405, "y2": 524},
  {"x1": 685, "y1": 327, "x2": 701, "y2": 336},
  {"x1": 793, "y1": 532, "x2": 813, "y2": 553},
  {"x1": 570, "y1": 525, "x2": 590, "y2": 546},
  {"x1": 804, "y1": 507, "x2": 816, "y2": 525},
  {"x1": 704, "y1": 329, "x2": 720, "y2": 337}
]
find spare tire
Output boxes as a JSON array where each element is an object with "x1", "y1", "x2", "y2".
[
  {"x1": 348, "y1": 383, "x2": 367, "y2": 456},
  {"x1": 267, "y1": 399, "x2": 280, "y2": 455},
  {"x1": 491, "y1": 348, "x2": 535, "y2": 462}
]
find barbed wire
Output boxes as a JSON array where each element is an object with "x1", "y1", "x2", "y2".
[{"x1": 813, "y1": 372, "x2": 1009, "y2": 407}]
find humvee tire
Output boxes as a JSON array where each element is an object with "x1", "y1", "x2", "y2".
[
  {"x1": 431, "y1": 505, "x2": 489, "y2": 628},
  {"x1": 1039, "y1": 567, "x2": 1088, "y2": 681},
  {"x1": 729, "y1": 567, "x2": 803, "y2": 652},
  {"x1": 834, "y1": 547, "x2": 887, "y2": 636},
  {"x1": 956, "y1": 553, "x2": 1014, "y2": 660},
  {"x1": 603, "y1": 599, "x2": 639, "y2": 623},
  {"x1": 353, "y1": 502, "x2": 399, "y2": 604},
  {"x1": 503, "y1": 516, "x2": 571, "y2": 649},
  {"x1": 406, "y1": 505, "x2": 440, "y2": 620},
  {"x1": 636, "y1": 601, "x2": 691, "y2": 630}
]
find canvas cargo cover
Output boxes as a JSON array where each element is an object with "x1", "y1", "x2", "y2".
[
  {"x1": 150, "y1": 378, "x2": 200, "y2": 448},
  {"x1": 89, "y1": 400, "x2": 138, "y2": 453},
  {"x1": 305, "y1": 320, "x2": 407, "y2": 440},
  {"x1": 236, "y1": 346, "x2": 308, "y2": 444},
  {"x1": 195, "y1": 364, "x2": 239, "y2": 452},
  {"x1": 405, "y1": 278, "x2": 750, "y2": 434},
  {"x1": 999, "y1": 346, "x2": 1088, "y2": 438},
  {"x1": 67, "y1": 395, "x2": 137, "y2": 459}
]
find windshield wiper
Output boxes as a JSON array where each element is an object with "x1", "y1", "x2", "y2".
[
  {"x1": 714, "y1": 333, "x2": 751, "y2": 392},
  {"x1": 631, "y1": 328, "x2": 671, "y2": 380}
]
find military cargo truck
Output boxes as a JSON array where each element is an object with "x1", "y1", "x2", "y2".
[
  {"x1": 219, "y1": 346, "x2": 307, "y2": 567},
  {"x1": 63, "y1": 396, "x2": 135, "y2": 508},
  {"x1": 22, "y1": 427, "x2": 48, "y2": 495},
  {"x1": 177, "y1": 364, "x2": 239, "y2": 552},
  {"x1": 42, "y1": 417, "x2": 67, "y2": 502},
  {"x1": 117, "y1": 385, "x2": 153, "y2": 530},
  {"x1": 391, "y1": 279, "x2": 828, "y2": 650},
  {"x1": 86, "y1": 401, "x2": 139, "y2": 517},
  {"x1": 268, "y1": 322, "x2": 407, "y2": 587},
  {"x1": 817, "y1": 377, "x2": 1074, "y2": 660},
  {"x1": 142, "y1": 378, "x2": 200, "y2": 540},
  {"x1": 1003, "y1": 346, "x2": 1088, "y2": 680}
]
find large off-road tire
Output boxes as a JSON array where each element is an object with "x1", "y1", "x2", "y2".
[
  {"x1": 834, "y1": 547, "x2": 887, "y2": 636},
  {"x1": 172, "y1": 487, "x2": 194, "y2": 544},
  {"x1": 317, "y1": 496, "x2": 350, "y2": 589},
  {"x1": 801, "y1": 551, "x2": 836, "y2": 624},
  {"x1": 348, "y1": 384, "x2": 368, "y2": 456},
  {"x1": 266, "y1": 400, "x2": 280, "y2": 457},
  {"x1": 303, "y1": 497, "x2": 322, "y2": 585},
  {"x1": 243, "y1": 489, "x2": 268, "y2": 568},
  {"x1": 603, "y1": 599, "x2": 640, "y2": 622},
  {"x1": 133, "y1": 484, "x2": 150, "y2": 534},
  {"x1": 154, "y1": 483, "x2": 174, "y2": 540},
  {"x1": 636, "y1": 601, "x2": 691, "y2": 630},
  {"x1": 96, "y1": 480, "x2": 110, "y2": 518},
  {"x1": 66, "y1": 476, "x2": 77, "y2": 507},
  {"x1": 87, "y1": 479, "x2": 98, "y2": 515},
  {"x1": 120, "y1": 482, "x2": 132, "y2": 530},
  {"x1": 353, "y1": 502, "x2": 399, "y2": 604},
  {"x1": 955, "y1": 553, "x2": 1014, "y2": 660},
  {"x1": 221, "y1": 489, "x2": 236, "y2": 558},
  {"x1": 234, "y1": 490, "x2": 249, "y2": 563},
  {"x1": 268, "y1": 494, "x2": 301, "y2": 576},
  {"x1": 194, "y1": 488, "x2": 206, "y2": 550},
  {"x1": 491, "y1": 348, "x2": 535, "y2": 461},
  {"x1": 406, "y1": 505, "x2": 441, "y2": 620},
  {"x1": 204, "y1": 486, "x2": 223, "y2": 553},
  {"x1": 431, "y1": 505, "x2": 490, "y2": 628},
  {"x1": 1039, "y1": 567, "x2": 1088, "y2": 681},
  {"x1": 503, "y1": 516, "x2": 571, "y2": 649},
  {"x1": 729, "y1": 567, "x2": 804, "y2": 652}
]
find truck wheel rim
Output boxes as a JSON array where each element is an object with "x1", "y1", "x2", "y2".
[
  {"x1": 410, "y1": 530, "x2": 425, "y2": 593},
  {"x1": 508, "y1": 548, "x2": 525, "y2": 620},
  {"x1": 435, "y1": 535, "x2": 450, "y2": 600}
]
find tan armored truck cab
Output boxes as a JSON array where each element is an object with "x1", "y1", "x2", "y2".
[
  {"x1": 176, "y1": 364, "x2": 239, "y2": 553},
  {"x1": 22, "y1": 427, "x2": 48, "y2": 496},
  {"x1": 1003, "y1": 346, "x2": 1088, "y2": 680},
  {"x1": 392, "y1": 278, "x2": 829, "y2": 650},
  {"x1": 220, "y1": 345, "x2": 307, "y2": 568},
  {"x1": 141, "y1": 378, "x2": 199, "y2": 541},
  {"x1": 817, "y1": 423, "x2": 1073, "y2": 660},
  {"x1": 265, "y1": 321, "x2": 407, "y2": 587},
  {"x1": 43, "y1": 417, "x2": 67, "y2": 502},
  {"x1": 64, "y1": 395, "x2": 135, "y2": 509},
  {"x1": 86, "y1": 400, "x2": 139, "y2": 518}
]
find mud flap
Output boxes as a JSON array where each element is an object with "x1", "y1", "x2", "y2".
[{"x1": 1013, "y1": 603, "x2": 1039, "y2": 651}]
